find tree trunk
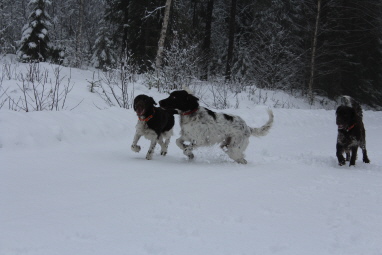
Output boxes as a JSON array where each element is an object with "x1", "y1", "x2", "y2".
[
  {"x1": 225, "y1": 0, "x2": 237, "y2": 81},
  {"x1": 201, "y1": 0, "x2": 214, "y2": 81},
  {"x1": 308, "y1": 0, "x2": 321, "y2": 104},
  {"x1": 155, "y1": 0, "x2": 172, "y2": 69},
  {"x1": 75, "y1": 0, "x2": 84, "y2": 67},
  {"x1": 192, "y1": 0, "x2": 198, "y2": 27},
  {"x1": 121, "y1": 0, "x2": 130, "y2": 53}
]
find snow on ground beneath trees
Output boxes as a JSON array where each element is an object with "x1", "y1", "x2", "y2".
[{"x1": 1, "y1": 56, "x2": 382, "y2": 255}]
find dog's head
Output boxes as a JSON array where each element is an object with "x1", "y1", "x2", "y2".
[
  {"x1": 336, "y1": 105, "x2": 356, "y2": 130},
  {"x1": 159, "y1": 90, "x2": 199, "y2": 112},
  {"x1": 133, "y1": 94, "x2": 156, "y2": 117}
]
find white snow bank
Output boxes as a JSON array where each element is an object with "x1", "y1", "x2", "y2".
[
  {"x1": 1, "y1": 55, "x2": 382, "y2": 255},
  {"x1": 0, "y1": 107, "x2": 132, "y2": 149},
  {"x1": 2, "y1": 106, "x2": 382, "y2": 255}
]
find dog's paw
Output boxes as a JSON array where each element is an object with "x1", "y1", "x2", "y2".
[
  {"x1": 146, "y1": 152, "x2": 153, "y2": 160},
  {"x1": 160, "y1": 151, "x2": 167, "y2": 156},
  {"x1": 349, "y1": 160, "x2": 356, "y2": 167},
  {"x1": 363, "y1": 157, "x2": 370, "y2": 163},
  {"x1": 131, "y1": 144, "x2": 141, "y2": 153},
  {"x1": 338, "y1": 160, "x2": 346, "y2": 166},
  {"x1": 221, "y1": 145, "x2": 228, "y2": 152},
  {"x1": 236, "y1": 158, "x2": 247, "y2": 164},
  {"x1": 183, "y1": 147, "x2": 194, "y2": 159}
]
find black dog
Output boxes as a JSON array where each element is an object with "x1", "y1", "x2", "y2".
[
  {"x1": 131, "y1": 94, "x2": 176, "y2": 160},
  {"x1": 336, "y1": 96, "x2": 370, "y2": 166}
]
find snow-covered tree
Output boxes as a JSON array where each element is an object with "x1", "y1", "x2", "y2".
[
  {"x1": 148, "y1": 32, "x2": 200, "y2": 92},
  {"x1": 17, "y1": 0, "x2": 52, "y2": 62},
  {"x1": 249, "y1": 0, "x2": 305, "y2": 90},
  {"x1": 0, "y1": 0, "x2": 28, "y2": 54},
  {"x1": 155, "y1": 0, "x2": 172, "y2": 69},
  {"x1": 91, "y1": 19, "x2": 118, "y2": 70}
]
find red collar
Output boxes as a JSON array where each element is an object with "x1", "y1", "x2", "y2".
[
  {"x1": 138, "y1": 109, "x2": 155, "y2": 121},
  {"x1": 347, "y1": 123, "x2": 356, "y2": 131},
  {"x1": 181, "y1": 108, "x2": 198, "y2": 116}
]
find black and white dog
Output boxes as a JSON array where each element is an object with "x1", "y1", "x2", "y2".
[
  {"x1": 336, "y1": 95, "x2": 370, "y2": 166},
  {"x1": 131, "y1": 94, "x2": 176, "y2": 160},
  {"x1": 159, "y1": 90, "x2": 274, "y2": 164}
]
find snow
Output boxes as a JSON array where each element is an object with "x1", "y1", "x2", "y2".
[
  {"x1": 35, "y1": 9, "x2": 42, "y2": 17},
  {"x1": 21, "y1": 27, "x2": 32, "y2": 39},
  {"x1": 28, "y1": 42, "x2": 37, "y2": 48},
  {"x1": 1, "y1": 56, "x2": 382, "y2": 255}
]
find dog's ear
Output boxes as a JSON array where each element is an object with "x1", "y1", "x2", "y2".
[
  {"x1": 187, "y1": 94, "x2": 199, "y2": 102},
  {"x1": 149, "y1": 97, "x2": 157, "y2": 106}
]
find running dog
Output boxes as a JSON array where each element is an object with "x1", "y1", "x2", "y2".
[
  {"x1": 159, "y1": 90, "x2": 274, "y2": 164},
  {"x1": 131, "y1": 94, "x2": 176, "y2": 160}
]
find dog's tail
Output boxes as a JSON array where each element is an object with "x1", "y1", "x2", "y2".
[{"x1": 250, "y1": 109, "x2": 274, "y2": 137}]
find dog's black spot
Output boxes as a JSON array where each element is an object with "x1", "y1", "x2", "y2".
[
  {"x1": 206, "y1": 109, "x2": 216, "y2": 120},
  {"x1": 223, "y1": 114, "x2": 234, "y2": 122}
]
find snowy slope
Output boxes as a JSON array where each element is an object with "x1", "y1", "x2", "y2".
[{"x1": 1, "y1": 57, "x2": 382, "y2": 255}]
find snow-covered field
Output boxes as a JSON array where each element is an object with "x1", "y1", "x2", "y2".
[{"x1": 1, "y1": 58, "x2": 382, "y2": 255}]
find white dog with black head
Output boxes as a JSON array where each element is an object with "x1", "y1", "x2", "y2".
[{"x1": 159, "y1": 90, "x2": 274, "y2": 164}]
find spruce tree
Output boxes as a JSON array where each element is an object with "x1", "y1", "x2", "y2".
[
  {"x1": 17, "y1": 0, "x2": 52, "y2": 62},
  {"x1": 91, "y1": 19, "x2": 118, "y2": 70}
]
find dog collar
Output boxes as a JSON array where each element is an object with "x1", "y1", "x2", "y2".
[
  {"x1": 138, "y1": 109, "x2": 155, "y2": 121},
  {"x1": 181, "y1": 108, "x2": 198, "y2": 116},
  {"x1": 346, "y1": 123, "x2": 356, "y2": 131},
  {"x1": 339, "y1": 123, "x2": 356, "y2": 132}
]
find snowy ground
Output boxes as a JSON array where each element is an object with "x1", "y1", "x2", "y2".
[{"x1": 1, "y1": 58, "x2": 382, "y2": 255}]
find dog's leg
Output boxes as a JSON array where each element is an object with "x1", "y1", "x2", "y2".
[
  {"x1": 226, "y1": 147, "x2": 247, "y2": 164},
  {"x1": 336, "y1": 143, "x2": 346, "y2": 166},
  {"x1": 146, "y1": 139, "x2": 157, "y2": 160},
  {"x1": 345, "y1": 151, "x2": 350, "y2": 161},
  {"x1": 176, "y1": 137, "x2": 194, "y2": 159},
  {"x1": 360, "y1": 129, "x2": 370, "y2": 163},
  {"x1": 131, "y1": 133, "x2": 141, "y2": 153},
  {"x1": 226, "y1": 137, "x2": 249, "y2": 164},
  {"x1": 362, "y1": 148, "x2": 370, "y2": 163},
  {"x1": 349, "y1": 146, "x2": 358, "y2": 166},
  {"x1": 158, "y1": 135, "x2": 171, "y2": 156},
  {"x1": 360, "y1": 143, "x2": 370, "y2": 163},
  {"x1": 220, "y1": 137, "x2": 232, "y2": 152},
  {"x1": 176, "y1": 137, "x2": 186, "y2": 149}
]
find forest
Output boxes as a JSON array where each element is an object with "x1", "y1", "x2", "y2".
[{"x1": 1, "y1": 0, "x2": 382, "y2": 107}]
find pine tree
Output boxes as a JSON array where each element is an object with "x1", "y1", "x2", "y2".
[
  {"x1": 200, "y1": 0, "x2": 214, "y2": 80},
  {"x1": 306, "y1": 0, "x2": 382, "y2": 106},
  {"x1": 0, "y1": 0, "x2": 28, "y2": 54},
  {"x1": 249, "y1": 0, "x2": 305, "y2": 89},
  {"x1": 224, "y1": 0, "x2": 237, "y2": 81},
  {"x1": 91, "y1": 19, "x2": 118, "y2": 70},
  {"x1": 17, "y1": 0, "x2": 52, "y2": 62}
]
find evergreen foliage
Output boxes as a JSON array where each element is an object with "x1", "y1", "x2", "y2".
[
  {"x1": 0, "y1": 0, "x2": 381, "y2": 106},
  {"x1": 17, "y1": 0, "x2": 52, "y2": 62},
  {"x1": 91, "y1": 20, "x2": 118, "y2": 70}
]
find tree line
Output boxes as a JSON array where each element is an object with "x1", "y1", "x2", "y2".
[{"x1": 1, "y1": 0, "x2": 381, "y2": 107}]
